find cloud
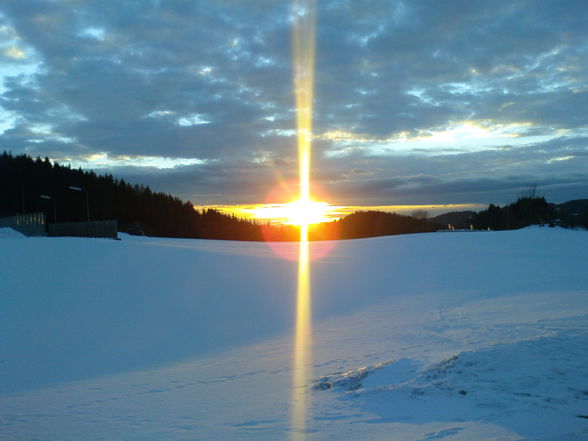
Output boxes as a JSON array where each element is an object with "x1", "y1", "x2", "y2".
[{"x1": 0, "y1": 0, "x2": 587, "y2": 206}]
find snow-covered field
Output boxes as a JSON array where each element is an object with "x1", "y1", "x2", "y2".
[{"x1": 1, "y1": 227, "x2": 587, "y2": 440}]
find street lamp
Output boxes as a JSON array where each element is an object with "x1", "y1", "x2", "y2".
[
  {"x1": 39, "y1": 194, "x2": 57, "y2": 223},
  {"x1": 69, "y1": 186, "x2": 90, "y2": 222}
]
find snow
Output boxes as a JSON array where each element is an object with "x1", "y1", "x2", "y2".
[
  {"x1": 0, "y1": 227, "x2": 25, "y2": 238},
  {"x1": 1, "y1": 227, "x2": 587, "y2": 440}
]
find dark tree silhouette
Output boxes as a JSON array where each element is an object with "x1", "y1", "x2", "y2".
[
  {"x1": 472, "y1": 187, "x2": 557, "y2": 230},
  {"x1": 310, "y1": 210, "x2": 436, "y2": 240},
  {"x1": 0, "y1": 151, "x2": 268, "y2": 239}
]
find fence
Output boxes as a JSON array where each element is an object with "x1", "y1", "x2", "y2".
[
  {"x1": 0, "y1": 212, "x2": 47, "y2": 236},
  {"x1": 48, "y1": 220, "x2": 118, "y2": 239}
]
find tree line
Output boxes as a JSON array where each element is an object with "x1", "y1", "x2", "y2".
[
  {"x1": 471, "y1": 186, "x2": 588, "y2": 230},
  {"x1": 2, "y1": 152, "x2": 585, "y2": 240},
  {"x1": 0, "y1": 151, "x2": 265, "y2": 239}
]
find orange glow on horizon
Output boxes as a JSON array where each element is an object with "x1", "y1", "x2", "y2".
[
  {"x1": 194, "y1": 203, "x2": 486, "y2": 225},
  {"x1": 249, "y1": 199, "x2": 332, "y2": 226}
]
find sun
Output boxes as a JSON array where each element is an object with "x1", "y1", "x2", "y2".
[
  {"x1": 248, "y1": 199, "x2": 332, "y2": 226},
  {"x1": 282, "y1": 199, "x2": 331, "y2": 226}
]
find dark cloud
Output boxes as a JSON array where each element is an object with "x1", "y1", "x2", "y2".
[
  {"x1": 0, "y1": 0, "x2": 587, "y2": 206},
  {"x1": 312, "y1": 135, "x2": 588, "y2": 205}
]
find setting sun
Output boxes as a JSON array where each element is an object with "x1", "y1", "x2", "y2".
[{"x1": 248, "y1": 199, "x2": 332, "y2": 226}]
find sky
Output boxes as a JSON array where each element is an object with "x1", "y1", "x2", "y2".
[{"x1": 0, "y1": 0, "x2": 587, "y2": 208}]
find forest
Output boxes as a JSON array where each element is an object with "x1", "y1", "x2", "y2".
[
  {"x1": 471, "y1": 186, "x2": 588, "y2": 230},
  {"x1": 0, "y1": 152, "x2": 265, "y2": 240}
]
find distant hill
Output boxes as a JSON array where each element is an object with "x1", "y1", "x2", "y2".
[
  {"x1": 311, "y1": 210, "x2": 437, "y2": 240},
  {"x1": 556, "y1": 199, "x2": 588, "y2": 216},
  {"x1": 430, "y1": 211, "x2": 475, "y2": 229},
  {"x1": 555, "y1": 199, "x2": 588, "y2": 228}
]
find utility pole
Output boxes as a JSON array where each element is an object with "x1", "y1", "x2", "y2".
[
  {"x1": 68, "y1": 186, "x2": 90, "y2": 221},
  {"x1": 39, "y1": 195, "x2": 57, "y2": 223}
]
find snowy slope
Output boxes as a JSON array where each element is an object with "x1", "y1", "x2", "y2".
[
  {"x1": 0, "y1": 227, "x2": 25, "y2": 239},
  {"x1": 1, "y1": 227, "x2": 587, "y2": 440}
]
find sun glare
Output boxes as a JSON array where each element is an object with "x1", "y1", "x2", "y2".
[
  {"x1": 285, "y1": 199, "x2": 330, "y2": 226},
  {"x1": 248, "y1": 199, "x2": 332, "y2": 226},
  {"x1": 290, "y1": 0, "x2": 316, "y2": 439}
]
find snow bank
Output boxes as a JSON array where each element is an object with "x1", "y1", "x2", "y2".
[{"x1": 0, "y1": 227, "x2": 25, "y2": 238}]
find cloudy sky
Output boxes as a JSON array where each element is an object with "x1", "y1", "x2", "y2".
[{"x1": 1, "y1": 0, "x2": 587, "y2": 207}]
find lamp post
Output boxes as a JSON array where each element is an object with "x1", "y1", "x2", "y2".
[
  {"x1": 69, "y1": 186, "x2": 90, "y2": 221},
  {"x1": 39, "y1": 195, "x2": 57, "y2": 223}
]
